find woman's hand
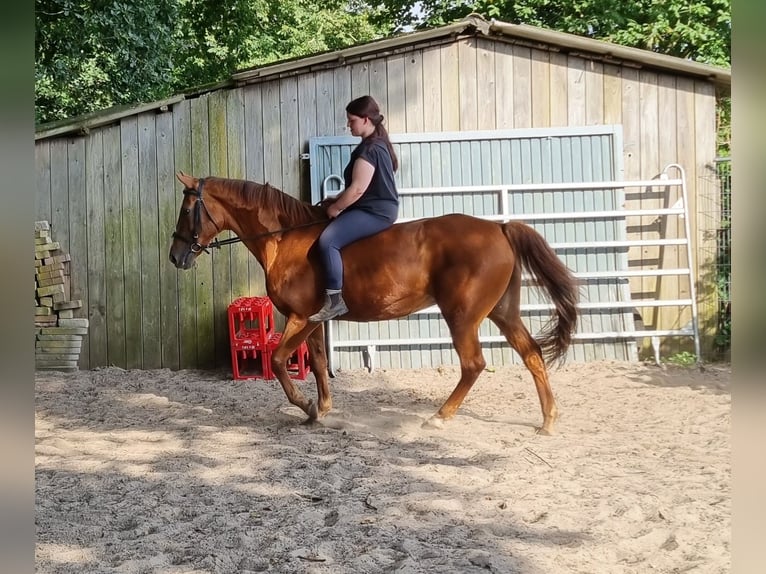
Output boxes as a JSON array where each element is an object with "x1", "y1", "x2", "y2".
[
  {"x1": 318, "y1": 196, "x2": 337, "y2": 209},
  {"x1": 327, "y1": 202, "x2": 343, "y2": 219}
]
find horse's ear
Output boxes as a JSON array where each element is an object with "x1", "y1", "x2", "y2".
[{"x1": 176, "y1": 171, "x2": 197, "y2": 189}]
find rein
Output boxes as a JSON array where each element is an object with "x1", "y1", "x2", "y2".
[
  {"x1": 172, "y1": 178, "x2": 326, "y2": 253},
  {"x1": 205, "y1": 219, "x2": 327, "y2": 250}
]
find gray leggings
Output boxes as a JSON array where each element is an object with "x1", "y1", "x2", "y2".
[{"x1": 316, "y1": 209, "x2": 393, "y2": 290}]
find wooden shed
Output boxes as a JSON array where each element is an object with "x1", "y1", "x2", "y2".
[{"x1": 34, "y1": 14, "x2": 731, "y2": 371}]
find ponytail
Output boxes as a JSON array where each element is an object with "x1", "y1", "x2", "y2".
[{"x1": 346, "y1": 95, "x2": 399, "y2": 172}]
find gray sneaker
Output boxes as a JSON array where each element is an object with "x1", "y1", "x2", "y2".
[{"x1": 309, "y1": 291, "x2": 348, "y2": 322}]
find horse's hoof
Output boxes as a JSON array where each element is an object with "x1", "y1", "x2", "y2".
[
  {"x1": 307, "y1": 400, "x2": 319, "y2": 420},
  {"x1": 422, "y1": 415, "x2": 445, "y2": 430},
  {"x1": 535, "y1": 426, "x2": 554, "y2": 436}
]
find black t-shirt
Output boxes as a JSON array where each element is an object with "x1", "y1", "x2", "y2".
[{"x1": 343, "y1": 137, "x2": 399, "y2": 222}]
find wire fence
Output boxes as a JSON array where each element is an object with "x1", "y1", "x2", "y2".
[
  {"x1": 713, "y1": 158, "x2": 731, "y2": 355},
  {"x1": 696, "y1": 157, "x2": 731, "y2": 360}
]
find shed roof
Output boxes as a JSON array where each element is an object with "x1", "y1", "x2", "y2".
[
  {"x1": 35, "y1": 14, "x2": 730, "y2": 140},
  {"x1": 233, "y1": 14, "x2": 730, "y2": 88}
]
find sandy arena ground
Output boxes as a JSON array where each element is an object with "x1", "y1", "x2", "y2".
[{"x1": 35, "y1": 360, "x2": 730, "y2": 573}]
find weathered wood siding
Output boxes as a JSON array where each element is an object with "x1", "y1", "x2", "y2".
[{"x1": 34, "y1": 36, "x2": 720, "y2": 369}]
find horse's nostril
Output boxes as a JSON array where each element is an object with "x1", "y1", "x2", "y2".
[{"x1": 169, "y1": 252, "x2": 177, "y2": 265}]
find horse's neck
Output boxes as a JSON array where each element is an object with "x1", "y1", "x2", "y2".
[
  {"x1": 220, "y1": 181, "x2": 323, "y2": 268},
  {"x1": 237, "y1": 184, "x2": 321, "y2": 233}
]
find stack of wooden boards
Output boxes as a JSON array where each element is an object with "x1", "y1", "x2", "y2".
[{"x1": 35, "y1": 221, "x2": 88, "y2": 372}]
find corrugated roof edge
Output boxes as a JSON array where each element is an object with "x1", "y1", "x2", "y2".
[
  {"x1": 231, "y1": 14, "x2": 730, "y2": 88},
  {"x1": 486, "y1": 19, "x2": 730, "y2": 88},
  {"x1": 35, "y1": 94, "x2": 188, "y2": 141}
]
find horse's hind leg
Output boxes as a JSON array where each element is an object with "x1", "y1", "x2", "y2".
[
  {"x1": 424, "y1": 320, "x2": 486, "y2": 429},
  {"x1": 489, "y1": 305, "x2": 558, "y2": 435}
]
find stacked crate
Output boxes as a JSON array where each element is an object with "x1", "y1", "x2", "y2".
[
  {"x1": 34, "y1": 221, "x2": 88, "y2": 372},
  {"x1": 228, "y1": 296, "x2": 310, "y2": 381}
]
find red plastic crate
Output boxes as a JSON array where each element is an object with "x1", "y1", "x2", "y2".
[
  {"x1": 227, "y1": 296, "x2": 273, "y2": 348},
  {"x1": 228, "y1": 296, "x2": 311, "y2": 381},
  {"x1": 229, "y1": 340, "x2": 271, "y2": 380},
  {"x1": 228, "y1": 296, "x2": 274, "y2": 380},
  {"x1": 230, "y1": 335, "x2": 311, "y2": 381},
  {"x1": 267, "y1": 333, "x2": 311, "y2": 380}
]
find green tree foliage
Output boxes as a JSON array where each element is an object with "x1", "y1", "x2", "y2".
[
  {"x1": 381, "y1": 0, "x2": 730, "y2": 67},
  {"x1": 171, "y1": 0, "x2": 387, "y2": 90},
  {"x1": 35, "y1": 0, "x2": 386, "y2": 125},
  {"x1": 36, "y1": 0, "x2": 730, "y2": 125},
  {"x1": 36, "y1": 0, "x2": 179, "y2": 124}
]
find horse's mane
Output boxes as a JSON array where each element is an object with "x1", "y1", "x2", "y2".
[{"x1": 216, "y1": 177, "x2": 327, "y2": 225}]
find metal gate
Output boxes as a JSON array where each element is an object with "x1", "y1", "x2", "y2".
[{"x1": 308, "y1": 126, "x2": 698, "y2": 371}]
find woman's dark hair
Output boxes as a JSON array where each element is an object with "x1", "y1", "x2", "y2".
[{"x1": 346, "y1": 95, "x2": 398, "y2": 172}]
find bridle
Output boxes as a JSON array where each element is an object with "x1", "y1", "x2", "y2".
[
  {"x1": 172, "y1": 178, "x2": 222, "y2": 253},
  {"x1": 171, "y1": 177, "x2": 327, "y2": 254}
]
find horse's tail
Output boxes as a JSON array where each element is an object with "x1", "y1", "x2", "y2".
[{"x1": 501, "y1": 221, "x2": 579, "y2": 366}]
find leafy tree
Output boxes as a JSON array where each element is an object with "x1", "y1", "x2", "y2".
[
  {"x1": 36, "y1": 0, "x2": 730, "y2": 125},
  {"x1": 378, "y1": 0, "x2": 730, "y2": 67},
  {"x1": 36, "y1": 0, "x2": 179, "y2": 124},
  {"x1": 35, "y1": 0, "x2": 387, "y2": 125},
  {"x1": 172, "y1": 0, "x2": 387, "y2": 89}
]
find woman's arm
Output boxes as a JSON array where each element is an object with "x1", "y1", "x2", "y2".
[{"x1": 327, "y1": 158, "x2": 375, "y2": 218}]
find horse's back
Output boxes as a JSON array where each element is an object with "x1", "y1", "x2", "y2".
[
  {"x1": 338, "y1": 213, "x2": 515, "y2": 319},
  {"x1": 389, "y1": 213, "x2": 508, "y2": 255}
]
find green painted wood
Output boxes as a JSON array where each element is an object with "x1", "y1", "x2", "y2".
[
  {"x1": 103, "y1": 125, "x2": 127, "y2": 367},
  {"x1": 297, "y1": 74, "x2": 318, "y2": 199},
  {"x1": 190, "y1": 95, "x2": 215, "y2": 368},
  {"x1": 85, "y1": 130, "x2": 107, "y2": 367},
  {"x1": 280, "y1": 77, "x2": 300, "y2": 197},
  {"x1": 173, "y1": 99, "x2": 198, "y2": 369},
  {"x1": 120, "y1": 117, "x2": 143, "y2": 368},
  {"x1": 138, "y1": 112, "x2": 162, "y2": 368},
  {"x1": 208, "y1": 91, "x2": 233, "y2": 368},
  {"x1": 227, "y1": 89, "x2": 251, "y2": 302},
  {"x1": 35, "y1": 142, "x2": 51, "y2": 221},
  {"x1": 262, "y1": 82, "x2": 283, "y2": 188},
  {"x1": 261, "y1": 82, "x2": 285, "y2": 329},
  {"x1": 243, "y1": 85, "x2": 267, "y2": 296},
  {"x1": 49, "y1": 140, "x2": 70, "y2": 255},
  {"x1": 67, "y1": 137, "x2": 89, "y2": 368},
  {"x1": 156, "y1": 110, "x2": 180, "y2": 370}
]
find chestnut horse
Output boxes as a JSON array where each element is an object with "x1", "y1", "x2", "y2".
[{"x1": 169, "y1": 173, "x2": 578, "y2": 434}]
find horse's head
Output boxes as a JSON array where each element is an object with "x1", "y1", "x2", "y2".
[{"x1": 169, "y1": 172, "x2": 224, "y2": 269}]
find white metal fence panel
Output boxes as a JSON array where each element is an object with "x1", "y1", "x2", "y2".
[{"x1": 309, "y1": 127, "x2": 698, "y2": 370}]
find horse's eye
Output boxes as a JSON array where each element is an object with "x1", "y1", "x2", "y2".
[{"x1": 184, "y1": 208, "x2": 191, "y2": 214}]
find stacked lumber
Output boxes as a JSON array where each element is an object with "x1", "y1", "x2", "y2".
[{"x1": 34, "y1": 221, "x2": 88, "y2": 372}]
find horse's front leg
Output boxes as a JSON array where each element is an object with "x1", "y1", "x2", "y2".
[
  {"x1": 305, "y1": 324, "x2": 332, "y2": 417},
  {"x1": 270, "y1": 316, "x2": 322, "y2": 421}
]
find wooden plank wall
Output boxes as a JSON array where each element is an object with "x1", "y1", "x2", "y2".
[{"x1": 34, "y1": 36, "x2": 720, "y2": 369}]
